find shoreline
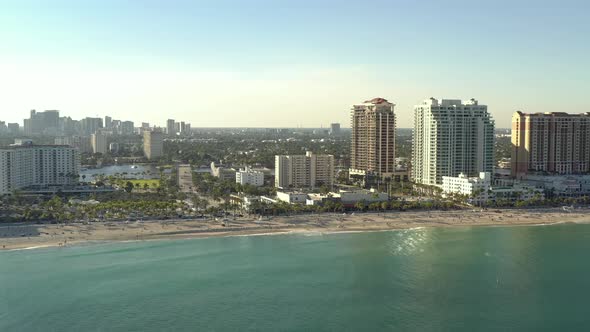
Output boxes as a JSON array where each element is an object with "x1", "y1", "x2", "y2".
[{"x1": 2, "y1": 207, "x2": 589, "y2": 251}]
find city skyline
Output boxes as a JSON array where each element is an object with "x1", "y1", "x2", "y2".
[{"x1": 2, "y1": 1, "x2": 589, "y2": 128}]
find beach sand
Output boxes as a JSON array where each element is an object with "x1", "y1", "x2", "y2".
[{"x1": 1, "y1": 207, "x2": 589, "y2": 250}]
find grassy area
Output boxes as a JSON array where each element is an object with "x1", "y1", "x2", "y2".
[{"x1": 113, "y1": 179, "x2": 160, "y2": 189}]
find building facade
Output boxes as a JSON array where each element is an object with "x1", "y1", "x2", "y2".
[
  {"x1": 442, "y1": 172, "x2": 491, "y2": 204},
  {"x1": 80, "y1": 117, "x2": 104, "y2": 136},
  {"x1": 167, "y1": 119, "x2": 177, "y2": 136},
  {"x1": 0, "y1": 144, "x2": 80, "y2": 195},
  {"x1": 412, "y1": 98, "x2": 494, "y2": 185},
  {"x1": 511, "y1": 111, "x2": 590, "y2": 178},
  {"x1": 350, "y1": 98, "x2": 396, "y2": 178},
  {"x1": 236, "y1": 167, "x2": 264, "y2": 187},
  {"x1": 275, "y1": 152, "x2": 334, "y2": 189},
  {"x1": 143, "y1": 130, "x2": 164, "y2": 159},
  {"x1": 330, "y1": 123, "x2": 341, "y2": 135},
  {"x1": 55, "y1": 136, "x2": 92, "y2": 154},
  {"x1": 24, "y1": 110, "x2": 60, "y2": 135},
  {"x1": 91, "y1": 133, "x2": 107, "y2": 154}
]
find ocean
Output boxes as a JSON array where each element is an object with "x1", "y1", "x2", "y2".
[{"x1": 2, "y1": 223, "x2": 590, "y2": 331}]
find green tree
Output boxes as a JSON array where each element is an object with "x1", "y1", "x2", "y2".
[{"x1": 124, "y1": 181, "x2": 134, "y2": 193}]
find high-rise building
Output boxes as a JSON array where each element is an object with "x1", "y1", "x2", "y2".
[
  {"x1": 105, "y1": 116, "x2": 112, "y2": 129},
  {"x1": 511, "y1": 111, "x2": 590, "y2": 178},
  {"x1": 330, "y1": 123, "x2": 341, "y2": 135},
  {"x1": 24, "y1": 110, "x2": 60, "y2": 135},
  {"x1": 412, "y1": 98, "x2": 494, "y2": 185},
  {"x1": 120, "y1": 121, "x2": 134, "y2": 135},
  {"x1": 91, "y1": 132, "x2": 107, "y2": 154},
  {"x1": 166, "y1": 119, "x2": 176, "y2": 136},
  {"x1": 350, "y1": 98, "x2": 396, "y2": 178},
  {"x1": 80, "y1": 117, "x2": 103, "y2": 136},
  {"x1": 7, "y1": 123, "x2": 20, "y2": 135},
  {"x1": 55, "y1": 136, "x2": 92, "y2": 153},
  {"x1": 58, "y1": 116, "x2": 78, "y2": 136},
  {"x1": 0, "y1": 143, "x2": 80, "y2": 194},
  {"x1": 143, "y1": 130, "x2": 164, "y2": 159},
  {"x1": 275, "y1": 152, "x2": 334, "y2": 189}
]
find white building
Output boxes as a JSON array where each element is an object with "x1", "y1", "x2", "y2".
[
  {"x1": 275, "y1": 151, "x2": 334, "y2": 189},
  {"x1": 442, "y1": 172, "x2": 491, "y2": 204},
  {"x1": 0, "y1": 144, "x2": 80, "y2": 195},
  {"x1": 236, "y1": 167, "x2": 264, "y2": 187},
  {"x1": 91, "y1": 132, "x2": 107, "y2": 154},
  {"x1": 512, "y1": 174, "x2": 590, "y2": 197},
  {"x1": 306, "y1": 189, "x2": 389, "y2": 207},
  {"x1": 491, "y1": 184, "x2": 544, "y2": 203},
  {"x1": 276, "y1": 191, "x2": 308, "y2": 204},
  {"x1": 412, "y1": 98, "x2": 494, "y2": 185}
]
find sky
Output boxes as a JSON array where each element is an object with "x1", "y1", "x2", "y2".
[{"x1": 1, "y1": 0, "x2": 589, "y2": 128}]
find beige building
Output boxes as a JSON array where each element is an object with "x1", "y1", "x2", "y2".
[
  {"x1": 512, "y1": 111, "x2": 590, "y2": 178},
  {"x1": 275, "y1": 152, "x2": 334, "y2": 189},
  {"x1": 412, "y1": 98, "x2": 494, "y2": 185},
  {"x1": 350, "y1": 98, "x2": 396, "y2": 178},
  {"x1": 91, "y1": 132, "x2": 107, "y2": 154},
  {"x1": 143, "y1": 130, "x2": 164, "y2": 160}
]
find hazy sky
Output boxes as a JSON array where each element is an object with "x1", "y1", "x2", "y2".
[{"x1": 1, "y1": 0, "x2": 589, "y2": 128}]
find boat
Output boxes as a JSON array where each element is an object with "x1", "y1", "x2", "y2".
[{"x1": 131, "y1": 165, "x2": 138, "y2": 169}]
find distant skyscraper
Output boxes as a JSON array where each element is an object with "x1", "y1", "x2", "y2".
[
  {"x1": 412, "y1": 98, "x2": 494, "y2": 185},
  {"x1": 350, "y1": 98, "x2": 396, "y2": 178},
  {"x1": 105, "y1": 116, "x2": 112, "y2": 129},
  {"x1": 120, "y1": 121, "x2": 134, "y2": 135},
  {"x1": 7, "y1": 123, "x2": 20, "y2": 135},
  {"x1": 275, "y1": 152, "x2": 334, "y2": 189},
  {"x1": 24, "y1": 110, "x2": 60, "y2": 135},
  {"x1": 330, "y1": 123, "x2": 341, "y2": 135},
  {"x1": 58, "y1": 116, "x2": 78, "y2": 136},
  {"x1": 91, "y1": 132, "x2": 107, "y2": 154},
  {"x1": 166, "y1": 119, "x2": 176, "y2": 136},
  {"x1": 143, "y1": 130, "x2": 164, "y2": 159},
  {"x1": 80, "y1": 117, "x2": 104, "y2": 136},
  {"x1": 511, "y1": 111, "x2": 590, "y2": 178}
]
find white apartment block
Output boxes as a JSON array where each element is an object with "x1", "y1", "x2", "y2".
[
  {"x1": 412, "y1": 98, "x2": 494, "y2": 185},
  {"x1": 442, "y1": 172, "x2": 491, "y2": 204},
  {"x1": 275, "y1": 152, "x2": 334, "y2": 189},
  {"x1": 236, "y1": 167, "x2": 264, "y2": 187},
  {"x1": 91, "y1": 133, "x2": 107, "y2": 154},
  {"x1": 0, "y1": 145, "x2": 80, "y2": 195}
]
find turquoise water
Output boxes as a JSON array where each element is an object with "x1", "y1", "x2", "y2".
[{"x1": 2, "y1": 224, "x2": 590, "y2": 331}]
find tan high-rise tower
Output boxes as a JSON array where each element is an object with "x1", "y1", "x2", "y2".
[
  {"x1": 350, "y1": 98, "x2": 396, "y2": 178},
  {"x1": 143, "y1": 130, "x2": 164, "y2": 160},
  {"x1": 511, "y1": 111, "x2": 590, "y2": 178}
]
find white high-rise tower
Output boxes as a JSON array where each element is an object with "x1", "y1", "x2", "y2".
[{"x1": 412, "y1": 98, "x2": 494, "y2": 185}]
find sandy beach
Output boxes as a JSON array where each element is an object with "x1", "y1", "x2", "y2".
[{"x1": 1, "y1": 207, "x2": 589, "y2": 250}]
